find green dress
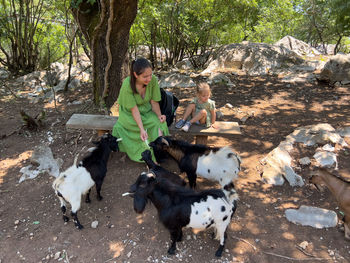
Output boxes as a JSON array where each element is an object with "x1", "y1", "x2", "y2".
[
  {"x1": 112, "y1": 75, "x2": 169, "y2": 162},
  {"x1": 191, "y1": 97, "x2": 216, "y2": 127}
]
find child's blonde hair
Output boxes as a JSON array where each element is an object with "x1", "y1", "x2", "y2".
[{"x1": 196, "y1": 83, "x2": 211, "y2": 95}]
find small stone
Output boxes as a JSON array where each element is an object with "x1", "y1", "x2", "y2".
[
  {"x1": 53, "y1": 236, "x2": 58, "y2": 241},
  {"x1": 127, "y1": 251, "x2": 132, "y2": 258},
  {"x1": 14, "y1": 220, "x2": 20, "y2": 225},
  {"x1": 298, "y1": 241, "x2": 309, "y2": 250},
  {"x1": 54, "y1": 251, "x2": 61, "y2": 260},
  {"x1": 299, "y1": 157, "x2": 311, "y2": 166},
  {"x1": 225, "y1": 103, "x2": 233, "y2": 109},
  {"x1": 186, "y1": 235, "x2": 191, "y2": 240},
  {"x1": 91, "y1": 221, "x2": 98, "y2": 228}
]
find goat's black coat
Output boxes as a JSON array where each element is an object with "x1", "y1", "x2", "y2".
[
  {"x1": 140, "y1": 150, "x2": 186, "y2": 186},
  {"x1": 78, "y1": 133, "x2": 119, "y2": 202},
  {"x1": 130, "y1": 172, "x2": 233, "y2": 257}
]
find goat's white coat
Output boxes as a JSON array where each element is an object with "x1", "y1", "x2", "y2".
[
  {"x1": 52, "y1": 165, "x2": 94, "y2": 212},
  {"x1": 187, "y1": 195, "x2": 238, "y2": 245},
  {"x1": 196, "y1": 146, "x2": 241, "y2": 187}
]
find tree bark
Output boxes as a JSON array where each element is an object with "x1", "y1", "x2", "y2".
[{"x1": 71, "y1": 0, "x2": 138, "y2": 110}]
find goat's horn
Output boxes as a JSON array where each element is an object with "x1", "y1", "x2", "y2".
[
  {"x1": 161, "y1": 137, "x2": 169, "y2": 146},
  {"x1": 117, "y1": 138, "x2": 123, "y2": 142},
  {"x1": 122, "y1": 192, "x2": 132, "y2": 197}
]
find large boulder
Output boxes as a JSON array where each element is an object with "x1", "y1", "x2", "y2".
[
  {"x1": 275, "y1": 35, "x2": 320, "y2": 57},
  {"x1": 318, "y1": 54, "x2": 350, "y2": 85},
  {"x1": 201, "y1": 42, "x2": 305, "y2": 76}
]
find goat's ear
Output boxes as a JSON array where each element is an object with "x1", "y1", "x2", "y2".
[{"x1": 161, "y1": 137, "x2": 169, "y2": 146}]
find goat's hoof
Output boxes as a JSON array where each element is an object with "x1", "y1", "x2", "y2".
[
  {"x1": 167, "y1": 248, "x2": 176, "y2": 255},
  {"x1": 215, "y1": 251, "x2": 223, "y2": 257},
  {"x1": 76, "y1": 224, "x2": 84, "y2": 230},
  {"x1": 63, "y1": 216, "x2": 69, "y2": 222},
  {"x1": 97, "y1": 196, "x2": 103, "y2": 201}
]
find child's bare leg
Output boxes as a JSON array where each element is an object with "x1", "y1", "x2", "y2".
[
  {"x1": 182, "y1": 104, "x2": 195, "y2": 121},
  {"x1": 190, "y1": 109, "x2": 207, "y2": 124}
]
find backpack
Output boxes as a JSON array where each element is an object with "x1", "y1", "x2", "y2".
[{"x1": 159, "y1": 88, "x2": 179, "y2": 127}]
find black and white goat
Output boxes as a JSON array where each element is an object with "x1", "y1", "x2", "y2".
[
  {"x1": 140, "y1": 149, "x2": 186, "y2": 186},
  {"x1": 149, "y1": 136, "x2": 241, "y2": 188},
  {"x1": 52, "y1": 133, "x2": 120, "y2": 229},
  {"x1": 127, "y1": 172, "x2": 238, "y2": 257}
]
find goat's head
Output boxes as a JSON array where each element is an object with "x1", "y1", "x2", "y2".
[
  {"x1": 140, "y1": 149, "x2": 153, "y2": 162},
  {"x1": 149, "y1": 136, "x2": 170, "y2": 151},
  {"x1": 129, "y1": 172, "x2": 156, "y2": 213},
  {"x1": 309, "y1": 173, "x2": 323, "y2": 191},
  {"x1": 93, "y1": 133, "x2": 121, "y2": 152}
]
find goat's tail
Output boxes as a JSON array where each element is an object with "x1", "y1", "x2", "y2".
[
  {"x1": 73, "y1": 146, "x2": 88, "y2": 167},
  {"x1": 52, "y1": 174, "x2": 65, "y2": 191}
]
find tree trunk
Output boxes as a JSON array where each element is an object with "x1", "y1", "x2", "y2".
[{"x1": 71, "y1": 0, "x2": 138, "y2": 110}]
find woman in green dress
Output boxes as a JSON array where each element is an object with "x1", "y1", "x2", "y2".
[{"x1": 112, "y1": 58, "x2": 169, "y2": 162}]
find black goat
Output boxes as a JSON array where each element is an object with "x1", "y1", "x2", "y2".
[
  {"x1": 140, "y1": 149, "x2": 186, "y2": 186},
  {"x1": 129, "y1": 172, "x2": 238, "y2": 257}
]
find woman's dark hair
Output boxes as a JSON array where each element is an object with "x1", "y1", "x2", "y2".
[{"x1": 130, "y1": 58, "x2": 152, "y2": 94}]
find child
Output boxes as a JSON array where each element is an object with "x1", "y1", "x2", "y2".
[{"x1": 175, "y1": 83, "x2": 216, "y2": 132}]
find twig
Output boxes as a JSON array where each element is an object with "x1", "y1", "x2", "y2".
[
  {"x1": 74, "y1": 131, "x2": 82, "y2": 150},
  {"x1": 51, "y1": 86, "x2": 59, "y2": 113},
  {"x1": 263, "y1": 251, "x2": 331, "y2": 261},
  {"x1": 2, "y1": 82, "x2": 18, "y2": 98},
  {"x1": 104, "y1": 256, "x2": 119, "y2": 263},
  {"x1": 64, "y1": 250, "x2": 70, "y2": 263},
  {"x1": 295, "y1": 245, "x2": 315, "y2": 257},
  {"x1": 231, "y1": 235, "x2": 257, "y2": 251}
]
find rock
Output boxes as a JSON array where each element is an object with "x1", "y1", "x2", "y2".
[
  {"x1": 91, "y1": 221, "x2": 99, "y2": 228},
  {"x1": 225, "y1": 103, "x2": 233, "y2": 109},
  {"x1": 299, "y1": 157, "x2": 311, "y2": 166},
  {"x1": 313, "y1": 151, "x2": 338, "y2": 168},
  {"x1": 19, "y1": 145, "x2": 63, "y2": 183},
  {"x1": 285, "y1": 205, "x2": 338, "y2": 228},
  {"x1": 201, "y1": 42, "x2": 305, "y2": 76},
  {"x1": 275, "y1": 36, "x2": 320, "y2": 56},
  {"x1": 298, "y1": 241, "x2": 309, "y2": 250},
  {"x1": 54, "y1": 251, "x2": 61, "y2": 260},
  {"x1": 14, "y1": 220, "x2": 20, "y2": 225},
  {"x1": 318, "y1": 54, "x2": 350, "y2": 84},
  {"x1": 216, "y1": 111, "x2": 223, "y2": 120},
  {"x1": 159, "y1": 73, "x2": 196, "y2": 89}
]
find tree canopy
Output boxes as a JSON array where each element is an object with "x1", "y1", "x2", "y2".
[{"x1": 0, "y1": 0, "x2": 349, "y2": 109}]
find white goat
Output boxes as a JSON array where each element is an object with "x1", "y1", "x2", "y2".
[{"x1": 52, "y1": 133, "x2": 120, "y2": 229}]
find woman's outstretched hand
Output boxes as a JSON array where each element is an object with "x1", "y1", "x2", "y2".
[
  {"x1": 158, "y1": 115, "x2": 166, "y2": 123},
  {"x1": 140, "y1": 129, "x2": 148, "y2": 141}
]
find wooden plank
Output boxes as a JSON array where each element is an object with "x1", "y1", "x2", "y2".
[
  {"x1": 66, "y1": 114, "x2": 241, "y2": 137},
  {"x1": 66, "y1": 114, "x2": 117, "y2": 131},
  {"x1": 168, "y1": 121, "x2": 241, "y2": 136}
]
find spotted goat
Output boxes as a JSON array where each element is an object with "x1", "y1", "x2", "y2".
[
  {"x1": 149, "y1": 136, "x2": 241, "y2": 188},
  {"x1": 127, "y1": 172, "x2": 238, "y2": 257}
]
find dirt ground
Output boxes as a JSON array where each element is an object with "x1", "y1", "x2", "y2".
[{"x1": 0, "y1": 72, "x2": 349, "y2": 263}]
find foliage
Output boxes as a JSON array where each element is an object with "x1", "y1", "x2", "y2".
[{"x1": 0, "y1": 0, "x2": 349, "y2": 76}]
